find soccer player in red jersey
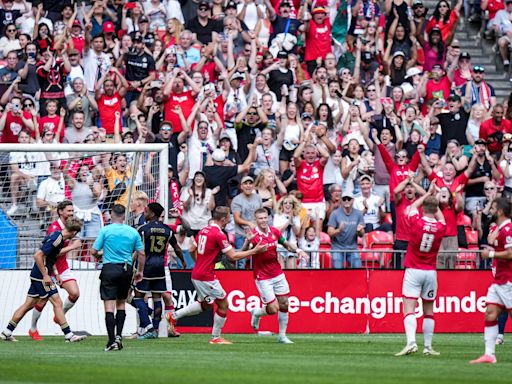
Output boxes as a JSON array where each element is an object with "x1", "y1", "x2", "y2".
[
  {"x1": 470, "y1": 197, "x2": 512, "y2": 364},
  {"x1": 166, "y1": 206, "x2": 266, "y2": 344},
  {"x1": 395, "y1": 186, "x2": 446, "y2": 356},
  {"x1": 28, "y1": 200, "x2": 82, "y2": 341},
  {"x1": 238, "y1": 208, "x2": 308, "y2": 344}
]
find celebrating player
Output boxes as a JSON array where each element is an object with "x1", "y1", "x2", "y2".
[
  {"x1": 29, "y1": 200, "x2": 82, "y2": 341},
  {"x1": 166, "y1": 206, "x2": 267, "y2": 344},
  {"x1": 134, "y1": 203, "x2": 186, "y2": 339},
  {"x1": 470, "y1": 198, "x2": 512, "y2": 364},
  {"x1": 1, "y1": 218, "x2": 86, "y2": 343},
  {"x1": 395, "y1": 186, "x2": 446, "y2": 356},
  {"x1": 240, "y1": 208, "x2": 309, "y2": 344}
]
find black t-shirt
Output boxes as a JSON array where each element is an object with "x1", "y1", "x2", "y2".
[
  {"x1": 203, "y1": 165, "x2": 238, "y2": 207},
  {"x1": 267, "y1": 69, "x2": 293, "y2": 102},
  {"x1": 465, "y1": 158, "x2": 492, "y2": 198},
  {"x1": 124, "y1": 52, "x2": 155, "y2": 81},
  {"x1": 0, "y1": 9, "x2": 21, "y2": 37},
  {"x1": 270, "y1": 16, "x2": 301, "y2": 39},
  {"x1": 154, "y1": 136, "x2": 179, "y2": 171},
  {"x1": 185, "y1": 17, "x2": 223, "y2": 45},
  {"x1": 438, "y1": 109, "x2": 470, "y2": 153},
  {"x1": 235, "y1": 121, "x2": 266, "y2": 162}
]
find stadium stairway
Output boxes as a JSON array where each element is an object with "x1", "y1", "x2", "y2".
[{"x1": 422, "y1": 0, "x2": 511, "y2": 101}]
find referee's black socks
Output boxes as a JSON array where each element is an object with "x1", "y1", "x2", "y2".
[
  {"x1": 116, "y1": 310, "x2": 126, "y2": 337},
  {"x1": 105, "y1": 312, "x2": 116, "y2": 345}
]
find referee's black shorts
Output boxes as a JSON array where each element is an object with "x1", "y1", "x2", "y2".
[{"x1": 99, "y1": 263, "x2": 133, "y2": 301}]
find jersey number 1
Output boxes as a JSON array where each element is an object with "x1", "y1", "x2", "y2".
[{"x1": 419, "y1": 233, "x2": 435, "y2": 253}]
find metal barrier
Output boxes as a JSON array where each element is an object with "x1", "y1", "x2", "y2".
[{"x1": 12, "y1": 240, "x2": 486, "y2": 271}]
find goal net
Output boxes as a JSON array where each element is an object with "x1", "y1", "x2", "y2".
[{"x1": 0, "y1": 143, "x2": 169, "y2": 270}]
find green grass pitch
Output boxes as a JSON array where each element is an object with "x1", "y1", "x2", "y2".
[{"x1": 0, "y1": 334, "x2": 511, "y2": 384}]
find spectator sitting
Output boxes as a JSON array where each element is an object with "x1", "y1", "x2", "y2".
[
  {"x1": 36, "y1": 161, "x2": 65, "y2": 217},
  {"x1": 354, "y1": 175, "x2": 388, "y2": 233},
  {"x1": 298, "y1": 226, "x2": 320, "y2": 269},
  {"x1": 274, "y1": 195, "x2": 303, "y2": 269},
  {"x1": 490, "y1": 0, "x2": 512, "y2": 68}
]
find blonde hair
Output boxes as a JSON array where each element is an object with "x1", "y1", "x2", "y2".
[
  {"x1": 470, "y1": 103, "x2": 487, "y2": 122},
  {"x1": 132, "y1": 190, "x2": 149, "y2": 206},
  {"x1": 166, "y1": 18, "x2": 183, "y2": 45},
  {"x1": 254, "y1": 168, "x2": 276, "y2": 191},
  {"x1": 276, "y1": 195, "x2": 301, "y2": 216}
]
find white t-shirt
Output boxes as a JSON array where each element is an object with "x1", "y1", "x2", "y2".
[
  {"x1": 83, "y1": 48, "x2": 110, "y2": 92},
  {"x1": 354, "y1": 193, "x2": 383, "y2": 228},
  {"x1": 9, "y1": 152, "x2": 48, "y2": 177},
  {"x1": 180, "y1": 187, "x2": 213, "y2": 230},
  {"x1": 37, "y1": 176, "x2": 65, "y2": 205},
  {"x1": 184, "y1": 131, "x2": 216, "y2": 180},
  {"x1": 500, "y1": 159, "x2": 512, "y2": 189},
  {"x1": 298, "y1": 237, "x2": 320, "y2": 269},
  {"x1": 273, "y1": 213, "x2": 301, "y2": 247}
]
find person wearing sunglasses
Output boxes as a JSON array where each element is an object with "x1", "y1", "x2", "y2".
[
  {"x1": 0, "y1": 23, "x2": 20, "y2": 59},
  {"x1": 327, "y1": 190, "x2": 365, "y2": 269},
  {"x1": 461, "y1": 65, "x2": 496, "y2": 112}
]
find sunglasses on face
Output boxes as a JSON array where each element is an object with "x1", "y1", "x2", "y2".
[
  {"x1": 485, "y1": 187, "x2": 496, "y2": 191},
  {"x1": 342, "y1": 197, "x2": 353, "y2": 202},
  {"x1": 247, "y1": 112, "x2": 257, "y2": 116},
  {"x1": 473, "y1": 66, "x2": 485, "y2": 73},
  {"x1": 23, "y1": 103, "x2": 33, "y2": 108},
  {"x1": 6, "y1": 29, "x2": 16, "y2": 33}
]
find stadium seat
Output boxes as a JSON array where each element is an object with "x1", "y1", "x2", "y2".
[
  {"x1": 460, "y1": 215, "x2": 472, "y2": 228},
  {"x1": 364, "y1": 231, "x2": 394, "y2": 269},
  {"x1": 455, "y1": 248, "x2": 477, "y2": 269},
  {"x1": 319, "y1": 232, "x2": 332, "y2": 269},
  {"x1": 381, "y1": 213, "x2": 393, "y2": 225},
  {"x1": 465, "y1": 229, "x2": 479, "y2": 249}
]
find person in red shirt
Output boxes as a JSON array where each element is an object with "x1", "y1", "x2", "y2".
[
  {"x1": 482, "y1": 0, "x2": 506, "y2": 23},
  {"x1": 166, "y1": 206, "x2": 265, "y2": 344},
  {"x1": 70, "y1": 19, "x2": 85, "y2": 55},
  {"x1": 419, "y1": 63, "x2": 454, "y2": 115},
  {"x1": 425, "y1": 0, "x2": 462, "y2": 42},
  {"x1": 0, "y1": 97, "x2": 35, "y2": 143},
  {"x1": 293, "y1": 130, "x2": 330, "y2": 236},
  {"x1": 471, "y1": 197, "x2": 512, "y2": 364},
  {"x1": 27, "y1": 200, "x2": 83, "y2": 341},
  {"x1": 303, "y1": 6, "x2": 332, "y2": 76},
  {"x1": 479, "y1": 104, "x2": 512, "y2": 155},
  {"x1": 162, "y1": 68, "x2": 201, "y2": 136},
  {"x1": 392, "y1": 175, "x2": 426, "y2": 268},
  {"x1": 395, "y1": 189, "x2": 446, "y2": 357},
  {"x1": 96, "y1": 70, "x2": 129, "y2": 136},
  {"x1": 37, "y1": 100, "x2": 66, "y2": 142},
  {"x1": 239, "y1": 208, "x2": 308, "y2": 344}
]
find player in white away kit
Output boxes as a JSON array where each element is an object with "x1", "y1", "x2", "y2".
[
  {"x1": 470, "y1": 197, "x2": 512, "y2": 364},
  {"x1": 238, "y1": 208, "x2": 309, "y2": 344},
  {"x1": 395, "y1": 189, "x2": 446, "y2": 357},
  {"x1": 166, "y1": 206, "x2": 266, "y2": 344}
]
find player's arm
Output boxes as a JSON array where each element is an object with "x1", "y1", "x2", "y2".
[
  {"x1": 280, "y1": 237, "x2": 309, "y2": 261},
  {"x1": 482, "y1": 247, "x2": 512, "y2": 260},
  {"x1": 393, "y1": 176, "x2": 411, "y2": 203},
  {"x1": 59, "y1": 239, "x2": 82, "y2": 255},
  {"x1": 170, "y1": 235, "x2": 187, "y2": 269},
  {"x1": 34, "y1": 249, "x2": 52, "y2": 286},
  {"x1": 133, "y1": 249, "x2": 146, "y2": 283},
  {"x1": 226, "y1": 242, "x2": 268, "y2": 262}
]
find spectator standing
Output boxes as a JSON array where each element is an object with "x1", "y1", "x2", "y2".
[
  {"x1": 0, "y1": 96, "x2": 35, "y2": 143},
  {"x1": 185, "y1": 1, "x2": 223, "y2": 45},
  {"x1": 327, "y1": 191, "x2": 365, "y2": 269},
  {"x1": 462, "y1": 66, "x2": 496, "y2": 111},
  {"x1": 303, "y1": 6, "x2": 332, "y2": 76}
]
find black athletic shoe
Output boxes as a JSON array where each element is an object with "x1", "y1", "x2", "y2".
[
  {"x1": 104, "y1": 342, "x2": 119, "y2": 352},
  {"x1": 115, "y1": 335, "x2": 123, "y2": 350}
]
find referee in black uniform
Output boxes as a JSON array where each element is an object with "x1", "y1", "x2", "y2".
[{"x1": 91, "y1": 205, "x2": 145, "y2": 351}]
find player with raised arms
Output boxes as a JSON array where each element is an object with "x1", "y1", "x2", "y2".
[
  {"x1": 470, "y1": 197, "x2": 512, "y2": 364},
  {"x1": 134, "y1": 202, "x2": 185, "y2": 339},
  {"x1": 239, "y1": 208, "x2": 309, "y2": 344},
  {"x1": 395, "y1": 183, "x2": 446, "y2": 356},
  {"x1": 28, "y1": 200, "x2": 83, "y2": 341},
  {"x1": 166, "y1": 206, "x2": 267, "y2": 344},
  {"x1": 1, "y1": 217, "x2": 86, "y2": 343}
]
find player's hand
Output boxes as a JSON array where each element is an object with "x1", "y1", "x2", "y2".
[
  {"x1": 297, "y1": 249, "x2": 309, "y2": 262},
  {"x1": 55, "y1": 274, "x2": 63, "y2": 286},
  {"x1": 481, "y1": 248, "x2": 492, "y2": 259},
  {"x1": 169, "y1": 207, "x2": 180, "y2": 218},
  {"x1": 244, "y1": 226, "x2": 255, "y2": 242},
  {"x1": 133, "y1": 271, "x2": 143, "y2": 284},
  {"x1": 253, "y1": 241, "x2": 268, "y2": 254},
  {"x1": 43, "y1": 274, "x2": 52, "y2": 286}
]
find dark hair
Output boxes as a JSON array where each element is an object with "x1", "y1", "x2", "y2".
[
  {"x1": 315, "y1": 103, "x2": 334, "y2": 130},
  {"x1": 111, "y1": 204, "x2": 126, "y2": 217},
  {"x1": 254, "y1": 207, "x2": 268, "y2": 217},
  {"x1": 57, "y1": 200, "x2": 73, "y2": 215},
  {"x1": 212, "y1": 206, "x2": 230, "y2": 220},
  {"x1": 147, "y1": 202, "x2": 164, "y2": 218},
  {"x1": 191, "y1": 171, "x2": 207, "y2": 203},
  {"x1": 428, "y1": 30, "x2": 445, "y2": 62},
  {"x1": 493, "y1": 197, "x2": 512, "y2": 218},
  {"x1": 432, "y1": 0, "x2": 451, "y2": 24}
]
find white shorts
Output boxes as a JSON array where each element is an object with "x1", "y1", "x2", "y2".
[
  {"x1": 192, "y1": 279, "x2": 226, "y2": 304},
  {"x1": 59, "y1": 268, "x2": 76, "y2": 286},
  {"x1": 255, "y1": 273, "x2": 290, "y2": 304},
  {"x1": 402, "y1": 268, "x2": 437, "y2": 301},
  {"x1": 302, "y1": 201, "x2": 326, "y2": 221},
  {"x1": 486, "y1": 282, "x2": 512, "y2": 310},
  {"x1": 165, "y1": 268, "x2": 172, "y2": 293}
]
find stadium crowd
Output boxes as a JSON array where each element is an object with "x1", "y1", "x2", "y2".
[{"x1": 1, "y1": 0, "x2": 512, "y2": 270}]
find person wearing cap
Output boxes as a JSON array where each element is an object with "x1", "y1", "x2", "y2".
[
  {"x1": 69, "y1": 19, "x2": 85, "y2": 55},
  {"x1": 235, "y1": 103, "x2": 268, "y2": 163},
  {"x1": 385, "y1": 49, "x2": 418, "y2": 87},
  {"x1": 479, "y1": 104, "x2": 512, "y2": 154},
  {"x1": 185, "y1": 1, "x2": 223, "y2": 45},
  {"x1": 491, "y1": 0, "x2": 512, "y2": 67},
  {"x1": 303, "y1": 6, "x2": 332, "y2": 76},
  {"x1": 262, "y1": 51, "x2": 294, "y2": 102},
  {"x1": 327, "y1": 190, "x2": 365, "y2": 269},
  {"x1": 429, "y1": 93, "x2": 471, "y2": 153},
  {"x1": 461, "y1": 65, "x2": 496, "y2": 111},
  {"x1": 354, "y1": 175, "x2": 390, "y2": 233},
  {"x1": 122, "y1": 31, "x2": 156, "y2": 104},
  {"x1": 203, "y1": 137, "x2": 259, "y2": 207},
  {"x1": 265, "y1": 1, "x2": 302, "y2": 48},
  {"x1": 453, "y1": 51, "x2": 472, "y2": 88},
  {"x1": 464, "y1": 138, "x2": 501, "y2": 214},
  {"x1": 83, "y1": 20, "x2": 110, "y2": 94},
  {"x1": 231, "y1": 175, "x2": 263, "y2": 269}
]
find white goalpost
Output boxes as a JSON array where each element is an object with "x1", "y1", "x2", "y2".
[{"x1": 0, "y1": 143, "x2": 169, "y2": 336}]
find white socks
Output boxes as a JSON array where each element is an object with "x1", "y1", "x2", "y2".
[
  {"x1": 63, "y1": 298, "x2": 76, "y2": 314},
  {"x1": 404, "y1": 313, "x2": 417, "y2": 345},
  {"x1": 423, "y1": 316, "x2": 435, "y2": 348},
  {"x1": 484, "y1": 323, "x2": 499, "y2": 356},
  {"x1": 212, "y1": 312, "x2": 227, "y2": 338},
  {"x1": 278, "y1": 311, "x2": 288, "y2": 336},
  {"x1": 173, "y1": 301, "x2": 202, "y2": 320},
  {"x1": 253, "y1": 306, "x2": 268, "y2": 318},
  {"x1": 31, "y1": 305, "x2": 43, "y2": 331}
]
